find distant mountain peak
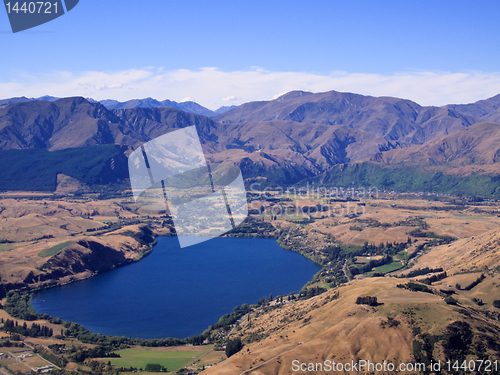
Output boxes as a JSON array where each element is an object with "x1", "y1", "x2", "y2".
[
  {"x1": 36, "y1": 95, "x2": 60, "y2": 102},
  {"x1": 276, "y1": 90, "x2": 313, "y2": 101},
  {"x1": 1, "y1": 91, "x2": 500, "y2": 191},
  {"x1": 97, "y1": 97, "x2": 215, "y2": 117}
]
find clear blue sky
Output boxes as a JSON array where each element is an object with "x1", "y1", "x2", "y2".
[{"x1": 1, "y1": 0, "x2": 500, "y2": 109}]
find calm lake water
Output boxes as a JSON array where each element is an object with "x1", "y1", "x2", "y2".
[{"x1": 32, "y1": 236, "x2": 321, "y2": 339}]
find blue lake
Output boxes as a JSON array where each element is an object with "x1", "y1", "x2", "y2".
[{"x1": 32, "y1": 236, "x2": 321, "y2": 339}]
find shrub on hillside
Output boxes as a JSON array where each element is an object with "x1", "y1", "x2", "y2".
[
  {"x1": 225, "y1": 338, "x2": 243, "y2": 358},
  {"x1": 444, "y1": 296, "x2": 458, "y2": 305},
  {"x1": 355, "y1": 296, "x2": 378, "y2": 306}
]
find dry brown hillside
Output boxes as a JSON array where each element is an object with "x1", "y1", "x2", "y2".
[
  {"x1": 369, "y1": 122, "x2": 500, "y2": 172},
  {"x1": 203, "y1": 229, "x2": 500, "y2": 375}
]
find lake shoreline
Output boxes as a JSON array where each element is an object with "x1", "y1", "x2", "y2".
[{"x1": 32, "y1": 236, "x2": 319, "y2": 339}]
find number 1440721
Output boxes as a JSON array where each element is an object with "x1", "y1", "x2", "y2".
[{"x1": 5, "y1": 2, "x2": 59, "y2": 14}]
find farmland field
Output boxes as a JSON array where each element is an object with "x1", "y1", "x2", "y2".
[
  {"x1": 371, "y1": 261, "x2": 404, "y2": 274},
  {"x1": 38, "y1": 241, "x2": 72, "y2": 258},
  {"x1": 101, "y1": 346, "x2": 213, "y2": 372}
]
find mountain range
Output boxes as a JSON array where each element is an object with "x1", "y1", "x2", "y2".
[
  {"x1": 1, "y1": 90, "x2": 500, "y2": 195},
  {"x1": 0, "y1": 95, "x2": 231, "y2": 117}
]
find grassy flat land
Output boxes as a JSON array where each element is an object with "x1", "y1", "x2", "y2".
[
  {"x1": 0, "y1": 243, "x2": 15, "y2": 251},
  {"x1": 372, "y1": 261, "x2": 404, "y2": 274},
  {"x1": 361, "y1": 261, "x2": 405, "y2": 277},
  {"x1": 102, "y1": 346, "x2": 212, "y2": 372},
  {"x1": 38, "y1": 241, "x2": 72, "y2": 257}
]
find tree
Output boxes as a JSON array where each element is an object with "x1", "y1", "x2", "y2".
[
  {"x1": 225, "y1": 338, "x2": 243, "y2": 358},
  {"x1": 145, "y1": 363, "x2": 165, "y2": 372},
  {"x1": 355, "y1": 296, "x2": 378, "y2": 306},
  {"x1": 444, "y1": 296, "x2": 458, "y2": 305}
]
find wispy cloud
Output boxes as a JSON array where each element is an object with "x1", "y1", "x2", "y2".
[
  {"x1": 222, "y1": 95, "x2": 240, "y2": 102},
  {"x1": 1, "y1": 67, "x2": 499, "y2": 110}
]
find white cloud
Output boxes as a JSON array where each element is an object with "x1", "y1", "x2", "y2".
[
  {"x1": 95, "y1": 84, "x2": 124, "y2": 91},
  {"x1": 0, "y1": 67, "x2": 499, "y2": 110},
  {"x1": 222, "y1": 95, "x2": 239, "y2": 102}
]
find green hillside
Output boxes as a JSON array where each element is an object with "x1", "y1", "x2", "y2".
[
  {"x1": 311, "y1": 162, "x2": 500, "y2": 198},
  {"x1": 0, "y1": 145, "x2": 129, "y2": 191}
]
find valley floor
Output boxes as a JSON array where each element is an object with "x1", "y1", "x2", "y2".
[{"x1": 0, "y1": 190, "x2": 500, "y2": 374}]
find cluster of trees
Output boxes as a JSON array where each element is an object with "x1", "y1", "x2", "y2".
[
  {"x1": 226, "y1": 217, "x2": 278, "y2": 238},
  {"x1": 442, "y1": 321, "x2": 473, "y2": 361},
  {"x1": 440, "y1": 289, "x2": 456, "y2": 295},
  {"x1": 406, "y1": 243, "x2": 426, "y2": 260},
  {"x1": 349, "y1": 255, "x2": 393, "y2": 277},
  {"x1": 321, "y1": 245, "x2": 343, "y2": 263},
  {"x1": 3, "y1": 319, "x2": 53, "y2": 337},
  {"x1": 258, "y1": 295, "x2": 274, "y2": 306},
  {"x1": 419, "y1": 271, "x2": 448, "y2": 285},
  {"x1": 298, "y1": 286, "x2": 327, "y2": 299},
  {"x1": 86, "y1": 222, "x2": 121, "y2": 233},
  {"x1": 380, "y1": 317, "x2": 400, "y2": 328},
  {"x1": 62, "y1": 321, "x2": 185, "y2": 348},
  {"x1": 463, "y1": 274, "x2": 486, "y2": 291},
  {"x1": 444, "y1": 296, "x2": 458, "y2": 305},
  {"x1": 185, "y1": 333, "x2": 205, "y2": 346},
  {"x1": 4, "y1": 291, "x2": 47, "y2": 321},
  {"x1": 145, "y1": 363, "x2": 167, "y2": 372},
  {"x1": 360, "y1": 240, "x2": 410, "y2": 256},
  {"x1": 411, "y1": 320, "x2": 482, "y2": 369},
  {"x1": 355, "y1": 296, "x2": 378, "y2": 306},
  {"x1": 408, "y1": 228, "x2": 455, "y2": 243},
  {"x1": 298, "y1": 204, "x2": 331, "y2": 214},
  {"x1": 209, "y1": 304, "x2": 250, "y2": 332},
  {"x1": 262, "y1": 288, "x2": 327, "y2": 304},
  {"x1": 0, "y1": 339, "x2": 24, "y2": 347},
  {"x1": 397, "y1": 282, "x2": 433, "y2": 294},
  {"x1": 400, "y1": 267, "x2": 443, "y2": 278},
  {"x1": 472, "y1": 297, "x2": 484, "y2": 306},
  {"x1": 65, "y1": 345, "x2": 120, "y2": 363},
  {"x1": 225, "y1": 338, "x2": 242, "y2": 358}
]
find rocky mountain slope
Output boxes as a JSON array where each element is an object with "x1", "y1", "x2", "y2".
[
  {"x1": 0, "y1": 95, "x2": 218, "y2": 117},
  {"x1": 0, "y1": 91, "x2": 499, "y2": 192},
  {"x1": 0, "y1": 97, "x2": 218, "y2": 151},
  {"x1": 98, "y1": 97, "x2": 215, "y2": 117},
  {"x1": 369, "y1": 121, "x2": 500, "y2": 168}
]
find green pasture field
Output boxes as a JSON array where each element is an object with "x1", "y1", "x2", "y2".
[
  {"x1": 371, "y1": 261, "x2": 404, "y2": 274},
  {"x1": 0, "y1": 244, "x2": 15, "y2": 251},
  {"x1": 38, "y1": 241, "x2": 72, "y2": 257},
  {"x1": 102, "y1": 347, "x2": 210, "y2": 372}
]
